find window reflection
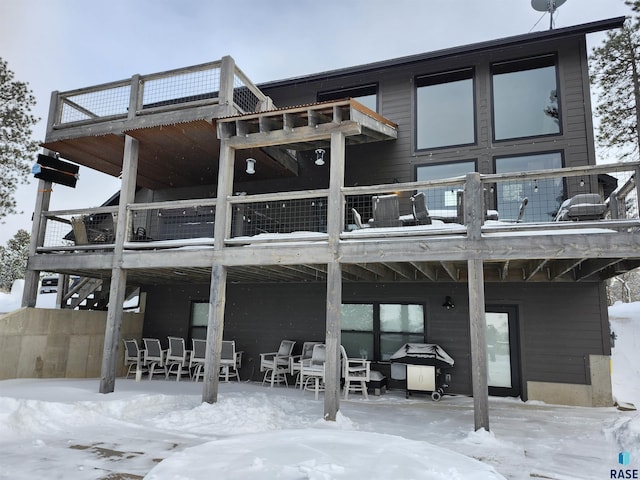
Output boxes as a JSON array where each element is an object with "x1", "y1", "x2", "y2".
[
  {"x1": 495, "y1": 152, "x2": 563, "y2": 222},
  {"x1": 492, "y1": 56, "x2": 560, "y2": 140},
  {"x1": 417, "y1": 160, "x2": 476, "y2": 216},
  {"x1": 416, "y1": 69, "x2": 475, "y2": 149}
]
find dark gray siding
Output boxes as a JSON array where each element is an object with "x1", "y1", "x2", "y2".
[
  {"x1": 261, "y1": 36, "x2": 595, "y2": 187},
  {"x1": 143, "y1": 280, "x2": 610, "y2": 397}
]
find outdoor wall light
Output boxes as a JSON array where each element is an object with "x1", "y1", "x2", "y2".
[
  {"x1": 442, "y1": 296, "x2": 455, "y2": 310},
  {"x1": 246, "y1": 158, "x2": 256, "y2": 174},
  {"x1": 315, "y1": 148, "x2": 326, "y2": 166}
]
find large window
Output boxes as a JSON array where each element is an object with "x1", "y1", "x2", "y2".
[
  {"x1": 494, "y1": 152, "x2": 563, "y2": 222},
  {"x1": 341, "y1": 303, "x2": 425, "y2": 361},
  {"x1": 318, "y1": 84, "x2": 377, "y2": 112},
  {"x1": 416, "y1": 69, "x2": 475, "y2": 150},
  {"x1": 190, "y1": 301, "x2": 209, "y2": 341},
  {"x1": 416, "y1": 160, "x2": 476, "y2": 217},
  {"x1": 492, "y1": 55, "x2": 560, "y2": 141}
]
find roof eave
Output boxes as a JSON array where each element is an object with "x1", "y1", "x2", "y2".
[{"x1": 258, "y1": 16, "x2": 626, "y2": 89}]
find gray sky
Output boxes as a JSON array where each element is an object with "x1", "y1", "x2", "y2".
[{"x1": 0, "y1": 0, "x2": 632, "y2": 245}]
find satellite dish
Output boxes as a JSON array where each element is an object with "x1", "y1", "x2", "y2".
[{"x1": 531, "y1": 0, "x2": 567, "y2": 29}]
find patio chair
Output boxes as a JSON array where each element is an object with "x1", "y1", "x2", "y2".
[
  {"x1": 71, "y1": 216, "x2": 89, "y2": 245},
  {"x1": 554, "y1": 193, "x2": 606, "y2": 222},
  {"x1": 410, "y1": 192, "x2": 432, "y2": 225},
  {"x1": 340, "y1": 345, "x2": 371, "y2": 399},
  {"x1": 190, "y1": 338, "x2": 206, "y2": 381},
  {"x1": 291, "y1": 341, "x2": 322, "y2": 389},
  {"x1": 220, "y1": 340, "x2": 243, "y2": 382},
  {"x1": 143, "y1": 338, "x2": 166, "y2": 380},
  {"x1": 165, "y1": 336, "x2": 190, "y2": 381},
  {"x1": 351, "y1": 208, "x2": 370, "y2": 229},
  {"x1": 301, "y1": 343, "x2": 326, "y2": 400},
  {"x1": 122, "y1": 339, "x2": 146, "y2": 379},
  {"x1": 370, "y1": 194, "x2": 402, "y2": 228},
  {"x1": 260, "y1": 339, "x2": 296, "y2": 387}
]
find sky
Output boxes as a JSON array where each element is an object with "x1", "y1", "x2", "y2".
[
  {"x1": 0, "y1": 300, "x2": 638, "y2": 479},
  {"x1": 0, "y1": 0, "x2": 633, "y2": 245}
]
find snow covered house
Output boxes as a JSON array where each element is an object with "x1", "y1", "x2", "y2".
[{"x1": 22, "y1": 16, "x2": 640, "y2": 429}]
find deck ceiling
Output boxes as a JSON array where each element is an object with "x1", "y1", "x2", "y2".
[
  {"x1": 42, "y1": 120, "x2": 295, "y2": 190},
  {"x1": 41, "y1": 99, "x2": 398, "y2": 191},
  {"x1": 52, "y1": 256, "x2": 640, "y2": 287}
]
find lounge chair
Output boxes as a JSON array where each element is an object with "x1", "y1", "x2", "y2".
[
  {"x1": 554, "y1": 193, "x2": 606, "y2": 221},
  {"x1": 370, "y1": 194, "x2": 402, "y2": 228},
  {"x1": 410, "y1": 192, "x2": 432, "y2": 225}
]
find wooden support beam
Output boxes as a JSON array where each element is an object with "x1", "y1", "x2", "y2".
[
  {"x1": 203, "y1": 264, "x2": 227, "y2": 403},
  {"x1": 324, "y1": 261, "x2": 342, "y2": 421},
  {"x1": 99, "y1": 135, "x2": 138, "y2": 394},
  {"x1": 468, "y1": 258, "x2": 489, "y2": 431},
  {"x1": 383, "y1": 262, "x2": 415, "y2": 280},
  {"x1": 440, "y1": 261, "x2": 459, "y2": 281},
  {"x1": 410, "y1": 261, "x2": 437, "y2": 281},
  {"x1": 524, "y1": 259, "x2": 549, "y2": 281},
  {"x1": 576, "y1": 258, "x2": 624, "y2": 281},
  {"x1": 549, "y1": 259, "x2": 583, "y2": 280},
  {"x1": 499, "y1": 260, "x2": 510, "y2": 281},
  {"x1": 22, "y1": 176, "x2": 53, "y2": 307}
]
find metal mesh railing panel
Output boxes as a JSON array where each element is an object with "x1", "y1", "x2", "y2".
[
  {"x1": 142, "y1": 67, "x2": 221, "y2": 109},
  {"x1": 130, "y1": 206, "x2": 216, "y2": 242},
  {"x1": 230, "y1": 197, "x2": 328, "y2": 237},
  {"x1": 59, "y1": 85, "x2": 130, "y2": 124},
  {"x1": 233, "y1": 74, "x2": 261, "y2": 113}
]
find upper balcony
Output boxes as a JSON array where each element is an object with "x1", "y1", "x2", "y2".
[
  {"x1": 31, "y1": 161, "x2": 640, "y2": 285},
  {"x1": 42, "y1": 56, "x2": 273, "y2": 190}
]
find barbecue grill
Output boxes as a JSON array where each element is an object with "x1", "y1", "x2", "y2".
[{"x1": 389, "y1": 343, "x2": 454, "y2": 401}]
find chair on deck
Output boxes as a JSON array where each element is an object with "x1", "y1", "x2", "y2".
[
  {"x1": 123, "y1": 339, "x2": 146, "y2": 378},
  {"x1": 410, "y1": 192, "x2": 432, "y2": 225},
  {"x1": 291, "y1": 341, "x2": 322, "y2": 389},
  {"x1": 301, "y1": 343, "x2": 326, "y2": 400},
  {"x1": 555, "y1": 193, "x2": 606, "y2": 222},
  {"x1": 190, "y1": 338, "x2": 206, "y2": 382},
  {"x1": 71, "y1": 216, "x2": 89, "y2": 245},
  {"x1": 351, "y1": 208, "x2": 369, "y2": 229},
  {"x1": 371, "y1": 194, "x2": 402, "y2": 228},
  {"x1": 340, "y1": 345, "x2": 371, "y2": 399},
  {"x1": 143, "y1": 338, "x2": 166, "y2": 380},
  {"x1": 220, "y1": 340, "x2": 243, "y2": 382},
  {"x1": 260, "y1": 340, "x2": 296, "y2": 387},
  {"x1": 165, "y1": 336, "x2": 190, "y2": 381}
]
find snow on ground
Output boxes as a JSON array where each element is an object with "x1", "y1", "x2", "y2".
[{"x1": 0, "y1": 301, "x2": 638, "y2": 479}]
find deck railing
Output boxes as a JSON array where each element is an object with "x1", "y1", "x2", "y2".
[
  {"x1": 35, "y1": 162, "x2": 640, "y2": 252},
  {"x1": 51, "y1": 57, "x2": 267, "y2": 129}
]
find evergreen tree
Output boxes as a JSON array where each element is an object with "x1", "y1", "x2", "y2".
[
  {"x1": 0, "y1": 229, "x2": 30, "y2": 291},
  {"x1": 0, "y1": 58, "x2": 40, "y2": 221},
  {"x1": 589, "y1": 16, "x2": 640, "y2": 161}
]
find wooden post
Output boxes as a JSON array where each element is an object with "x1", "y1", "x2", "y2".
[
  {"x1": 99, "y1": 135, "x2": 139, "y2": 394},
  {"x1": 468, "y1": 258, "x2": 489, "y2": 431},
  {"x1": 324, "y1": 262, "x2": 342, "y2": 420},
  {"x1": 203, "y1": 264, "x2": 227, "y2": 403},
  {"x1": 464, "y1": 172, "x2": 483, "y2": 240},
  {"x1": 324, "y1": 131, "x2": 346, "y2": 421},
  {"x1": 202, "y1": 141, "x2": 235, "y2": 403},
  {"x1": 22, "y1": 176, "x2": 52, "y2": 308},
  {"x1": 219, "y1": 56, "x2": 236, "y2": 116}
]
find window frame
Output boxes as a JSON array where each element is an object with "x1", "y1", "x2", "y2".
[
  {"x1": 490, "y1": 53, "x2": 562, "y2": 142},
  {"x1": 414, "y1": 67, "x2": 477, "y2": 152},
  {"x1": 493, "y1": 150, "x2": 565, "y2": 222},
  {"x1": 189, "y1": 300, "x2": 209, "y2": 344},
  {"x1": 341, "y1": 302, "x2": 426, "y2": 362},
  {"x1": 415, "y1": 159, "x2": 478, "y2": 216}
]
